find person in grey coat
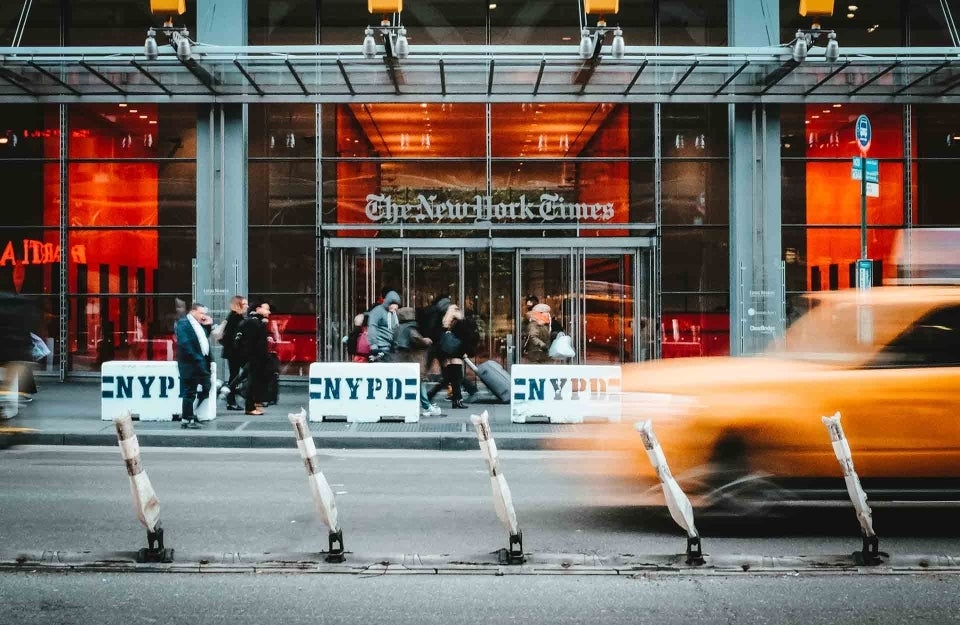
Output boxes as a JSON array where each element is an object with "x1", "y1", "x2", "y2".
[
  {"x1": 395, "y1": 306, "x2": 441, "y2": 417},
  {"x1": 367, "y1": 290, "x2": 401, "y2": 360}
]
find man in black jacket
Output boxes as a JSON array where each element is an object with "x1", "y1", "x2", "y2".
[
  {"x1": 220, "y1": 295, "x2": 248, "y2": 410},
  {"x1": 235, "y1": 301, "x2": 271, "y2": 415}
]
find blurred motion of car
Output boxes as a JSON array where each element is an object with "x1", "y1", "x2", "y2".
[{"x1": 574, "y1": 286, "x2": 960, "y2": 513}]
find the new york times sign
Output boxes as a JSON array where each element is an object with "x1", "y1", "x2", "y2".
[{"x1": 364, "y1": 192, "x2": 616, "y2": 224}]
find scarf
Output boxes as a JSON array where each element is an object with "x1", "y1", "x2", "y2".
[{"x1": 187, "y1": 313, "x2": 210, "y2": 357}]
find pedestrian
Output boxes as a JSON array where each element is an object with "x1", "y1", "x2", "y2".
[
  {"x1": 426, "y1": 304, "x2": 471, "y2": 409},
  {"x1": 0, "y1": 292, "x2": 35, "y2": 417},
  {"x1": 346, "y1": 313, "x2": 372, "y2": 363},
  {"x1": 395, "y1": 306, "x2": 442, "y2": 417},
  {"x1": 235, "y1": 300, "x2": 271, "y2": 415},
  {"x1": 175, "y1": 302, "x2": 213, "y2": 429},
  {"x1": 220, "y1": 295, "x2": 248, "y2": 410},
  {"x1": 524, "y1": 295, "x2": 539, "y2": 313},
  {"x1": 367, "y1": 289, "x2": 401, "y2": 361},
  {"x1": 523, "y1": 303, "x2": 552, "y2": 364},
  {"x1": 421, "y1": 294, "x2": 451, "y2": 376}
]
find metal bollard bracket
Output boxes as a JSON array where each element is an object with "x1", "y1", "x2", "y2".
[
  {"x1": 854, "y1": 534, "x2": 885, "y2": 566},
  {"x1": 507, "y1": 530, "x2": 525, "y2": 565},
  {"x1": 137, "y1": 525, "x2": 174, "y2": 563},
  {"x1": 685, "y1": 536, "x2": 705, "y2": 566},
  {"x1": 325, "y1": 528, "x2": 346, "y2": 563}
]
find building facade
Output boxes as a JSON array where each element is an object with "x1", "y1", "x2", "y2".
[{"x1": 2, "y1": 0, "x2": 960, "y2": 379}]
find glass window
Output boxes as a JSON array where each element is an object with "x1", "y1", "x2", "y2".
[
  {"x1": 661, "y1": 161, "x2": 729, "y2": 225},
  {"x1": 249, "y1": 161, "x2": 317, "y2": 226},
  {"x1": 913, "y1": 106, "x2": 960, "y2": 225},
  {"x1": 250, "y1": 0, "x2": 317, "y2": 44},
  {"x1": 661, "y1": 227, "x2": 729, "y2": 292},
  {"x1": 0, "y1": 0, "x2": 61, "y2": 46},
  {"x1": 490, "y1": 0, "x2": 654, "y2": 46},
  {"x1": 67, "y1": 162, "x2": 196, "y2": 227},
  {"x1": 249, "y1": 227, "x2": 317, "y2": 294},
  {"x1": 780, "y1": 0, "x2": 903, "y2": 47},
  {"x1": 661, "y1": 293, "x2": 730, "y2": 358},
  {"x1": 70, "y1": 105, "x2": 197, "y2": 160},
  {"x1": 788, "y1": 226, "x2": 901, "y2": 290},
  {"x1": 876, "y1": 306, "x2": 960, "y2": 367},
  {"x1": 661, "y1": 104, "x2": 728, "y2": 158},
  {"x1": 68, "y1": 229, "x2": 195, "y2": 295},
  {"x1": 67, "y1": 0, "x2": 197, "y2": 46},
  {"x1": 319, "y1": 0, "x2": 485, "y2": 45},
  {"x1": 0, "y1": 163, "x2": 61, "y2": 228},
  {"x1": 0, "y1": 105, "x2": 60, "y2": 159},
  {"x1": 660, "y1": 0, "x2": 726, "y2": 45},
  {"x1": 249, "y1": 104, "x2": 315, "y2": 159},
  {"x1": 908, "y1": 1, "x2": 960, "y2": 46},
  {"x1": 67, "y1": 293, "x2": 191, "y2": 372}
]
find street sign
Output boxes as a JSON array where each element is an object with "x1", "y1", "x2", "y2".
[
  {"x1": 856, "y1": 258, "x2": 873, "y2": 290},
  {"x1": 851, "y1": 157, "x2": 880, "y2": 197},
  {"x1": 855, "y1": 114, "x2": 872, "y2": 153}
]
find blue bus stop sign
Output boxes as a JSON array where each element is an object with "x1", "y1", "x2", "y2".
[{"x1": 855, "y1": 115, "x2": 872, "y2": 153}]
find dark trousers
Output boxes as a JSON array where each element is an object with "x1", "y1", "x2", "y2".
[
  {"x1": 244, "y1": 365, "x2": 265, "y2": 412},
  {"x1": 226, "y1": 356, "x2": 244, "y2": 405},
  {"x1": 427, "y1": 363, "x2": 464, "y2": 403},
  {"x1": 181, "y1": 371, "x2": 211, "y2": 420}
]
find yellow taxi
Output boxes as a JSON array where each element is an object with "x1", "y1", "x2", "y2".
[{"x1": 577, "y1": 286, "x2": 960, "y2": 510}]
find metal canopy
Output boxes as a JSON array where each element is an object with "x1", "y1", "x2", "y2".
[{"x1": 1, "y1": 44, "x2": 960, "y2": 103}]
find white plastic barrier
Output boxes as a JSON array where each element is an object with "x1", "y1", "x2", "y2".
[
  {"x1": 471, "y1": 410, "x2": 523, "y2": 563},
  {"x1": 114, "y1": 411, "x2": 171, "y2": 562},
  {"x1": 0, "y1": 366, "x2": 19, "y2": 419},
  {"x1": 289, "y1": 409, "x2": 344, "y2": 562},
  {"x1": 308, "y1": 362, "x2": 420, "y2": 423},
  {"x1": 510, "y1": 364, "x2": 621, "y2": 423},
  {"x1": 101, "y1": 361, "x2": 218, "y2": 422},
  {"x1": 822, "y1": 411, "x2": 881, "y2": 564},
  {"x1": 636, "y1": 420, "x2": 704, "y2": 565}
]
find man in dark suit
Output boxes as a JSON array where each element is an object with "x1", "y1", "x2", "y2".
[{"x1": 175, "y1": 302, "x2": 212, "y2": 429}]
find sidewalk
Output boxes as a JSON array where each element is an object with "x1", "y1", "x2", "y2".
[{"x1": 0, "y1": 379, "x2": 603, "y2": 450}]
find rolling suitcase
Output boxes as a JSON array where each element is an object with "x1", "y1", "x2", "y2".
[{"x1": 463, "y1": 357, "x2": 510, "y2": 404}]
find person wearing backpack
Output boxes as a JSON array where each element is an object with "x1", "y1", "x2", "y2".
[
  {"x1": 346, "y1": 313, "x2": 371, "y2": 363},
  {"x1": 220, "y1": 295, "x2": 248, "y2": 410}
]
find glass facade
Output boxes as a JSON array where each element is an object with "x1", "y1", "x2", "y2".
[{"x1": 4, "y1": 0, "x2": 960, "y2": 378}]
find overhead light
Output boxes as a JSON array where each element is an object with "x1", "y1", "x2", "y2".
[
  {"x1": 824, "y1": 31, "x2": 840, "y2": 62},
  {"x1": 867, "y1": 24, "x2": 879, "y2": 33},
  {"x1": 175, "y1": 30, "x2": 192, "y2": 61},
  {"x1": 792, "y1": 30, "x2": 809, "y2": 63},
  {"x1": 362, "y1": 27, "x2": 377, "y2": 58},
  {"x1": 149, "y1": 120, "x2": 157, "y2": 125},
  {"x1": 579, "y1": 29, "x2": 593, "y2": 59},
  {"x1": 562, "y1": 36, "x2": 572, "y2": 41},
  {"x1": 395, "y1": 26, "x2": 409, "y2": 58},
  {"x1": 130, "y1": 109, "x2": 139, "y2": 113},
  {"x1": 119, "y1": 103, "x2": 128, "y2": 108},
  {"x1": 139, "y1": 115, "x2": 148, "y2": 119},
  {"x1": 833, "y1": 103, "x2": 842, "y2": 107},
  {"x1": 611, "y1": 27, "x2": 625, "y2": 59},
  {"x1": 489, "y1": 2, "x2": 497, "y2": 8},
  {"x1": 848, "y1": 4, "x2": 858, "y2": 10},
  {"x1": 144, "y1": 28, "x2": 159, "y2": 60},
  {"x1": 812, "y1": 115, "x2": 820, "y2": 119},
  {"x1": 0, "y1": 137, "x2": 7, "y2": 145},
  {"x1": 847, "y1": 12, "x2": 855, "y2": 18}
]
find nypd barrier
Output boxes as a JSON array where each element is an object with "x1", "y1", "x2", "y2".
[
  {"x1": 101, "y1": 361, "x2": 218, "y2": 422},
  {"x1": 308, "y1": 362, "x2": 420, "y2": 423},
  {"x1": 510, "y1": 364, "x2": 621, "y2": 424}
]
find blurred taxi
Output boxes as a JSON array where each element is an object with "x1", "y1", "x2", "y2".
[{"x1": 581, "y1": 286, "x2": 960, "y2": 509}]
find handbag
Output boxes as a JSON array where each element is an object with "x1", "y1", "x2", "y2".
[
  {"x1": 439, "y1": 330, "x2": 463, "y2": 357},
  {"x1": 548, "y1": 332, "x2": 576, "y2": 359}
]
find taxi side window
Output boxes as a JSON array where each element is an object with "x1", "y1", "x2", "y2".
[{"x1": 878, "y1": 306, "x2": 960, "y2": 367}]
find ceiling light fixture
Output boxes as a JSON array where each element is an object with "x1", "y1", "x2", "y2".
[
  {"x1": 577, "y1": 1, "x2": 625, "y2": 61},
  {"x1": 362, "y1": 2, "x2": 409, "y2": 60}
]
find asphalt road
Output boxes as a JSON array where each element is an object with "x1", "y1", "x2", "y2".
[
  {"x1": 1, "y1": 446, "x2": 958, "y2": 557},
  {"x1": 2, "y1": 571, "x2": 959, "y2": 625}
]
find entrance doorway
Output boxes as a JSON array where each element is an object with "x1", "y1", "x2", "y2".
[{"x1": 323, "y1": 239, "x2": 653, "y2": 367}]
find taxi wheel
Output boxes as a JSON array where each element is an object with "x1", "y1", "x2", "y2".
[{"x1": 702, "y1": 436, "x2": 794, "y2": 519}]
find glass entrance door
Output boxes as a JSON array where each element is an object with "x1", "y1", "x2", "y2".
[{"x1": 325, "y1": 241, "x2": 652, "y2": 365}]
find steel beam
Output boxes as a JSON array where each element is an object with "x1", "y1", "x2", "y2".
[
  {"x1": 286, "y1": 59, "x2": 310, "y2": 95},
  {"x1": 233, "y1": 59, "x2": 264, "y2": 96},
  {"x1": 0, "y1": 66, "x2": 37, "y2": 96},
  {"x1": 79, "y1": 61, "x2": 125, "y2": 94},
  {"x1": 804, "y1": 60, "x2": 851, "y2": 96},
  {"x1": 29, "y1": 61, "x2": 81, "y2": 95},
  {"x1": 129, "y1": 60, "x2": 173, "y2": 95},
  {"x1": 624, "y1": 60, "x2": 649, "y2": 95},
  {"x1": 894, "y1": 60, "x2": 951, "y2": 95},
  {"x1": 336, "y1": 59, "x2": 355, "y2": 95},
  {"x1": 533, "y1": 59, "x2": 545, "y2": 96},
  {"x1": 714, "y1": 60, "x2": 748, "y2": 95},
  {"x1": 849, "y1": 61, "x2": 901, "y2": 95},
  {"x1": 668, "y1": 60, "x2": 699, "y2": 95}
]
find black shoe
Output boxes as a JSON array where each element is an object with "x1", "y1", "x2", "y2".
[
  {"x1": 181, "y1": 417, "x2": 201, "y2": 429},
  {"x1": 226, "y1": 404, "x2": 243, "y2": 411},
  {"x1": 451, "y1": 400, "x2": 468, "y2": 409}
]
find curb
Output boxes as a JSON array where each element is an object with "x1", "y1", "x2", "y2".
[
  {"x1": 3, "y1": 550, "x2": 958, "y2": 576},
  {"x1": 3, "y1": 431, "x2": 594, "y2": 451}
]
